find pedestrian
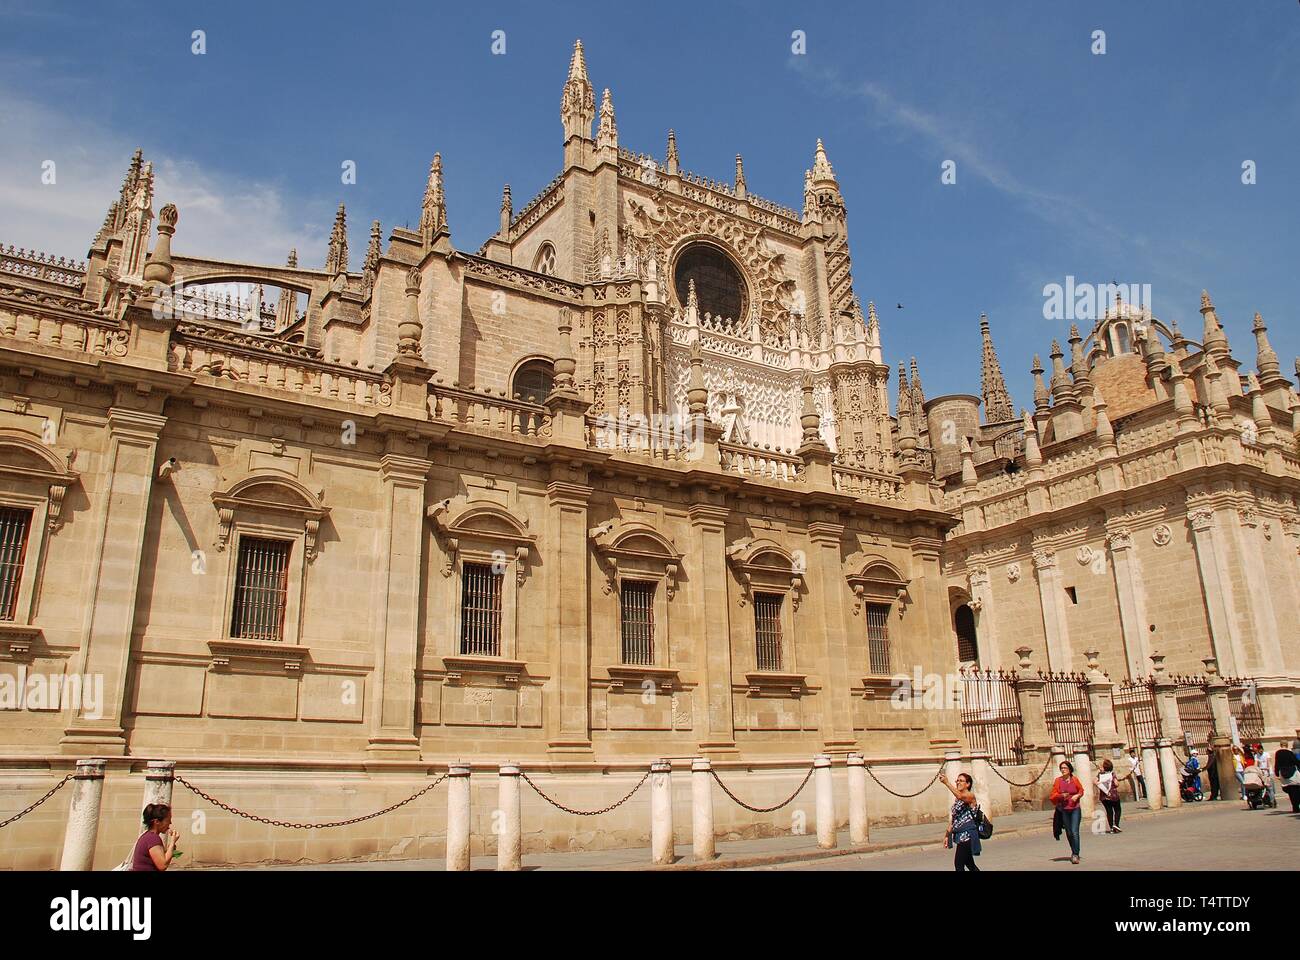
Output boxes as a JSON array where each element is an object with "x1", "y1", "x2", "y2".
[
  {"x1": 1183, "y1": 749, "x2": 1202, "y2": 796},
  {"x1": 1275, "y1": 740, "x2": 1300, "y2": 813},
  {"x1": 1095, "y1": 759, "x2": 1122, "y2": 833},
  {"x1": 1207, "y1": 747, "x2": 1221, "y2": 800},
  {"x1": 1232, "y1": 746, "x2": 1246, "y2": 802},
  {"x1": 1050, "y1": 760, "x2": 1085, "y2": 864},
  {"x1": 1127, "y1": 747, "x2": 1145, "y2": 801},
  {"x1": 938, "y1": 771, "x2": 983, "y2": 872},
  {"x1": 131, "y1": 803, "x2": 181, "y2": 871}
]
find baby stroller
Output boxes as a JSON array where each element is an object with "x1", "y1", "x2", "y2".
[
  {"x1": 1242, "y1": 767, "x2": 1276, "y2": 809},
  {"x1": 1180, "y1": 757, "x2": 1204, "y2": 802}
]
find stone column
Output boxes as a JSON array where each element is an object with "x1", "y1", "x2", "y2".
[
  {"x1": 966, "y1": 565, "x2": 1001, "y2": 669},
  {"x1": 1013, "y1": 648, "x2": 1054, "y2": 768},
  {"x1": 1156, "y1": 738, "x2": 1183, "y2": 808},
  {"x1": 61, "y1": 406, "x2": 167, "y2": 754},
  {"x1": 1084, "y1": 655, "x2": 1124, "y2": 759},
  {"x1": 970, "y1": 752, "x2": 992, "y2": 814},
  {"x1": 59, "y1": 759, "x2": 107, "y2": 871},
  {"x1": 808, "y1": 519, "x2": 856, "y2": 751},
  {"x1": 368, "y1": 451, "x2": 432, "y2": 757},
  {"x1": 1032, "y1": 548, "x2": 1074, "y2": 671},
  {"x1": 446, "y1": 763, "x2": 471, "y2": 871},
  {"x1": 1231, "y1": 508, "x2": 1285, "y2": 676},
  {"x1": 814, "y1": 754, "x2": 836, "y2": 849},
  {"x1": 546, "y1": 474, "x2": 594, "y2": 754},
  {"x1": 1105, "y1": 527, "x2": 1152, "y2": 679},
  {"x1": 497, "y1": 763, "x2": 521, "y2": 871},
  {"x1": 1185, "y1": 503, "x2": 1246, "y2": 677},
  {"x1": 1141, "y1": 739, "x2": 1163, "y2": 810},
  {"x1": 650, "y1": 760, "x2": 674, "y2": 865},
  {"x1": 142, "y1": 759, "x2": 175, "y2": 815},
  {"x1": 687, "y1": 502, "x2": 736, "y2": 752},
  {"x1": 847, "y1": 753, "x2": 869, "y2": 845},
  {"x1": 691, "y1": 758, "x2": 715, "y2": 862},
  {"x1": 1205, "y1": 673, "x2": 1240, "y2": 802},
  {"x1": 1072, "y1": 747, "x2": 1095, "y2": 823}
]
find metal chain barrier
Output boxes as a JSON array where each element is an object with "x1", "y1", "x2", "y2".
[
  {"x1": 863, "y1": 761, "x2": 944, "y2": 799},
  {"x1": 519, "y1": 769, "x2": 650, "y2": 816},
  {"x1": 174, "y1": 772, "x2": 449, "y2": 830},
  {"x1": 709, "y1": 764, "x2": 815, "y2": 814},
  {"x1": 0, "y1": 774, "x2": 73, "y2": 830},
  {"x1": 987, "y1": 753, "x2": 1056, "y2": 788}
]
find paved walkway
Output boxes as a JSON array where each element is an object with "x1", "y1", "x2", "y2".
[{"x1": 225, "y1": 796, "x2": 1283, "y2": 871}]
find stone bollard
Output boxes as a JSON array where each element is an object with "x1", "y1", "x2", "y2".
[
  {"x1": 60, "y1": 759, "x2": 107, "y2": 872},
  {"x1": 1141, "y1": 740, "x2": 1163, "y2": 811},
  {"x1": 1157, "y1": 738, "x2": 1183, "y2": 808},
  {"x1": 142, "y1": 759, "x2": 175, "y2": 815},
  {"x1": 1212, "y1": 736, "x2": 1240, "y2": 802},
  {"x1": 650, "y1": 760, "x2": 674, "y2": 865},
  {"x1": 847, "y1": 753, "x2": 869, "y2": 845},
  {"x1": 970, "y1": 752, "x2": 992, "y2": 813},
  {"x1": 691, "y1": 758, "x2": 715, "y2": 862},
  {"x1": 814, "y1": 755, "x2": 835, "y2": 849},
  {"x1": 496, "y1": 763, "x2": 521, "y2": 872},
  {"x1": 446, "y1": 763, "x2": 471, "y2": 871},
  {"x1": 1072, "y1": 747, "x2": 1095, "y2": 823}
]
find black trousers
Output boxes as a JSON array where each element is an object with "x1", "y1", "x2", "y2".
[
  {"x1": 1284, "y1": 784, "x2": 1300, "y2": 813},
  {"x1": 1101, "y1": 797, "x2": 1122, "y2": 829},
  {"x1": 954, "y1": 840, "x2": 979, "y2": 872},
  {"x1": 1134, "y1": 775, "x2": 1146, "y2": 800}
]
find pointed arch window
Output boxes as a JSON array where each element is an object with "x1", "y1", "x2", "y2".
[{"x1": 534, "y1": 243, "x2": 557, "y2": 277}]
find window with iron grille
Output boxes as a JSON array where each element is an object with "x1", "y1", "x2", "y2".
[
  {"x1": 460, "y1": 561, "x2": 503, "y2": 656},
  {"x1": 866, "y1": 602, "x2": 892, "y2": 675},
  {"x1": 754, "y1": 592, "x2": 784, "y2": 671},
  {"x1": 0, "y1": 507, "x2": 33, "y2": 621},
  {"x1": 230, "y1": 537, "x2": 291, "y2": 641},
  {"x1": 620, "y1": 580, "x2": 656, "y2": 665}
]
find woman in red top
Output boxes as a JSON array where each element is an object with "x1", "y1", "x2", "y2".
[
  {"x1": 1050, "y1": 761, "x2": 1084, "y2": 864},
  {"x1": 131, "y1": 803, "x2": 181, "y2": 871}
]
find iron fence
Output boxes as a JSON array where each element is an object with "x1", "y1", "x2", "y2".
[
  {"x1": 1172, "y1": 676, "x2": 1216, "y2": 748},
  {"x1": 1225, "y1": 677, "x2": 1265, "y2": 744},
  {"x1": 1112, "y1": 677, "x2": 1161, "y2": 749},
  {"x1": 1041, "y1": 671, "x2": 1094, "y2": 750},
  {"x1": 959, "y1": 669, "x2": 1025, "y2": 764}
]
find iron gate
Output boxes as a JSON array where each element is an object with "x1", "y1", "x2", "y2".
[
  {"x1": 1041, "y1": 671, "x2": 1094, "y2": 750},
  {"x1": 959, "y1": 669, "x2": 1025, "y2": 764},
  {"x1": 1226, "y1": 678, "x2": 1265, "y2": 744},
  {"x1": 1173, "y1": 676, "x2": 1216, "y2": 748},
  {"x1": 1112, "y1": 678, "x2": 1161, "y2": 749}
]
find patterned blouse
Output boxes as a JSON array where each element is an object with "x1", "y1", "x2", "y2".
[{"x1": 950, "y1": 799, "x2": 981, "y2": 853}]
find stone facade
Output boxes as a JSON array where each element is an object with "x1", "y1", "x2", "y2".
[{"x1": 1, "y1": 40, "x2": 1297, "y2": 868}]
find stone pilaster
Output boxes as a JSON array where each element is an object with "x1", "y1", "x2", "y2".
[
  {"x1": 808, "y1": 517, "x2": 855, "y2": 751},
  {"x1": 61, "y1": 405, "x2": 166, "y2": 754},
  {"x1": 546, "y1": 473, "x2": 594, "y2": 755},
  {"x1": 1104, "y1": 525, "x2": 1152, "y2": 679},
  {"x1": 1032, "y1": 547, "x2": 1073, "y2": 671},
  {"x1": 966, "y1": 564, "x2": 1000, "y2": 669},
  {"x1": 368, "y1": 449, "x2": 432, "y2": 758},
  {"x1": 1230, "y1": 506, "x2": 1284, "y2": 676},
  {"x1": 688, "y1": 501, "x2": 736, "y2": 753},
  {"x1": 1185, "y1": 502, "x2": 1246, "y2": 677}
]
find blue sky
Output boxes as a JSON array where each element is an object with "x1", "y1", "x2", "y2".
[{"x1": 2, "y1": 0, "x2": 1297, "y2": 406}]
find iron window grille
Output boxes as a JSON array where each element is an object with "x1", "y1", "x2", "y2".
[
  {"x1": 620, "y1": 579, "x2": 656, "y2": 666},
  {"x1": 0, "y1": 507, "x2": 33, "y2": 621},
  {"x1": 866, "y1": 602, "x2": 892, "y2": 675},
  {"x1": 754, "y1": 592, "x2": 784, "y2": 671},
  {"x1": 460, "y1": 561, "x2": 503, "y2": 656},
  {"x1": 230, "y1": 537, "x2": 291, "y2": 641}
]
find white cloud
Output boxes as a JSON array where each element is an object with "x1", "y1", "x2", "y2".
[{"x1": 0, "y1": 87, "x2": 326, "y2": 268}]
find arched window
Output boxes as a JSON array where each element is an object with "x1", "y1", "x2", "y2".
[
  {"x1": 1111, "y1": 323, "x2": 1131, "y2": 355},
  {"x1": 512, "y1": 359, "x2": 554, "y2": 403},
  {"x1": 533, "y1": 243, "x2": 557, "y2": 277},
  {"x1": 954, "y1": 604, "x2": 979, "y2": 663},
  {"x1": 673, "y1": 243, "x2": 748, "y2": 325}
]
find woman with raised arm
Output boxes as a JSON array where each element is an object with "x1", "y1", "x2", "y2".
[{"x1": 939, "y1": 770, "x2": 983, "y2": 872}]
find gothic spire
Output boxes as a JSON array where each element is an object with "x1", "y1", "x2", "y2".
[
  {"x1": 734, "y1": 154, "x2": 746, "y2": 199},
  {"x1": 561, "y1": 39, "x2": 595, "y2": 142},
  {"x1": 896, "y1": 361, "x2": 913, "y2": 419},
  {"x1": 1200, "y1": 289, "x2": 1228, "y2": 355},
  {"x1": 811, "y1": 138, "x2": 836, "y2": 183},
  {"x1": 286, "y1": 248, "x2": 298, "y2": 268},
  {"x1": 420, "y1": 153, "x2": 446, "y2": 244},
  {"x1": 1252, "y1": 312, "x2": 1281, "y2": 379},
  {"x1": 979, "y1": 313, "x2": 1014, "y2": 422},
  {"x1": 910, "y1": 357, "x2": 925, "y2": 409},
  {"x1": 1031, "y1": 353, "x2": 1050, "y2": 412},
  {"x1": 362, "y1": 220, "x2": 382, "y2": 294},
  {"x1": 666, "y1": 129, "x2": 679, "y2": 175},
  {"x1": 113, "y1": 148, "x2": 144, "y2": 234},
  {"x1": 596, "y1": 88, "x2": 617, "y2": 150},
  {"x1": 325, "y1": 203, "x2": 348, "y2": 275},
  {"x1": 499, "y1": 184, "x2": 512, "y2": 237}
]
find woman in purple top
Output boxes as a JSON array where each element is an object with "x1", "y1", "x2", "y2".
[{"x1": 131, "y1": 803, "x2": 181, "y2": 871}]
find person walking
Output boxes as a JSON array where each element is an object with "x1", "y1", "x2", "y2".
[
  {"x1": 1207, "y1": 747, "x2": 1221, "y2": 800},
  {"x1": 1275, "y1": 740, "x2": 1300, "y2": 813},
  {"x1": 1050, "y1": 760, "x2": 1085, "y2": 864},
  {"x1": 1096, "y1": 759, "x2": 1123, "y2": 833},
  {"x1": 131, "y1": 803, "x2": 181, "y2": 871},
  {"x1": 1232, "y1": 746, "x2": 1246, "y2": 803},
  {"x1": 1127, "y1": 747, "x2": 1145, "y2": 801},
  {"x1": 939, "y1": 771, "x2": 983, "y2": 872}
]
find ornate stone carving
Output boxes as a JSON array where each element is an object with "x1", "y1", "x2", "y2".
[
  {"x1": 1106, "y1": 528, "x2": 1133, "y2": 551},
  {"x1": 1031, "y1": 550, "x2": 1055, "y2": 571},
  {"x1": 1187, "y1": 509, "x2": 1215, "y2": 532},
  {"x1": 1151, "y1": 523, "x2": 1172, "y2": 546},
  {"x1": 1006, "y1": 562, "x2": 1022, "y2": 583},
  {"x1": 1075, "y1": 545, "x2": 1095, "y2": 566}
]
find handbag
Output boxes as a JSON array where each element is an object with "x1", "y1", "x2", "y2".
[{"x1": 972, "y1": 805, "x2": 994, "y2": 839}]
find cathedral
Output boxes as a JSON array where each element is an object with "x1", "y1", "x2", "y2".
[{"x1": 0, "y1": 40, "x2": 1297, "y2": 867}]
